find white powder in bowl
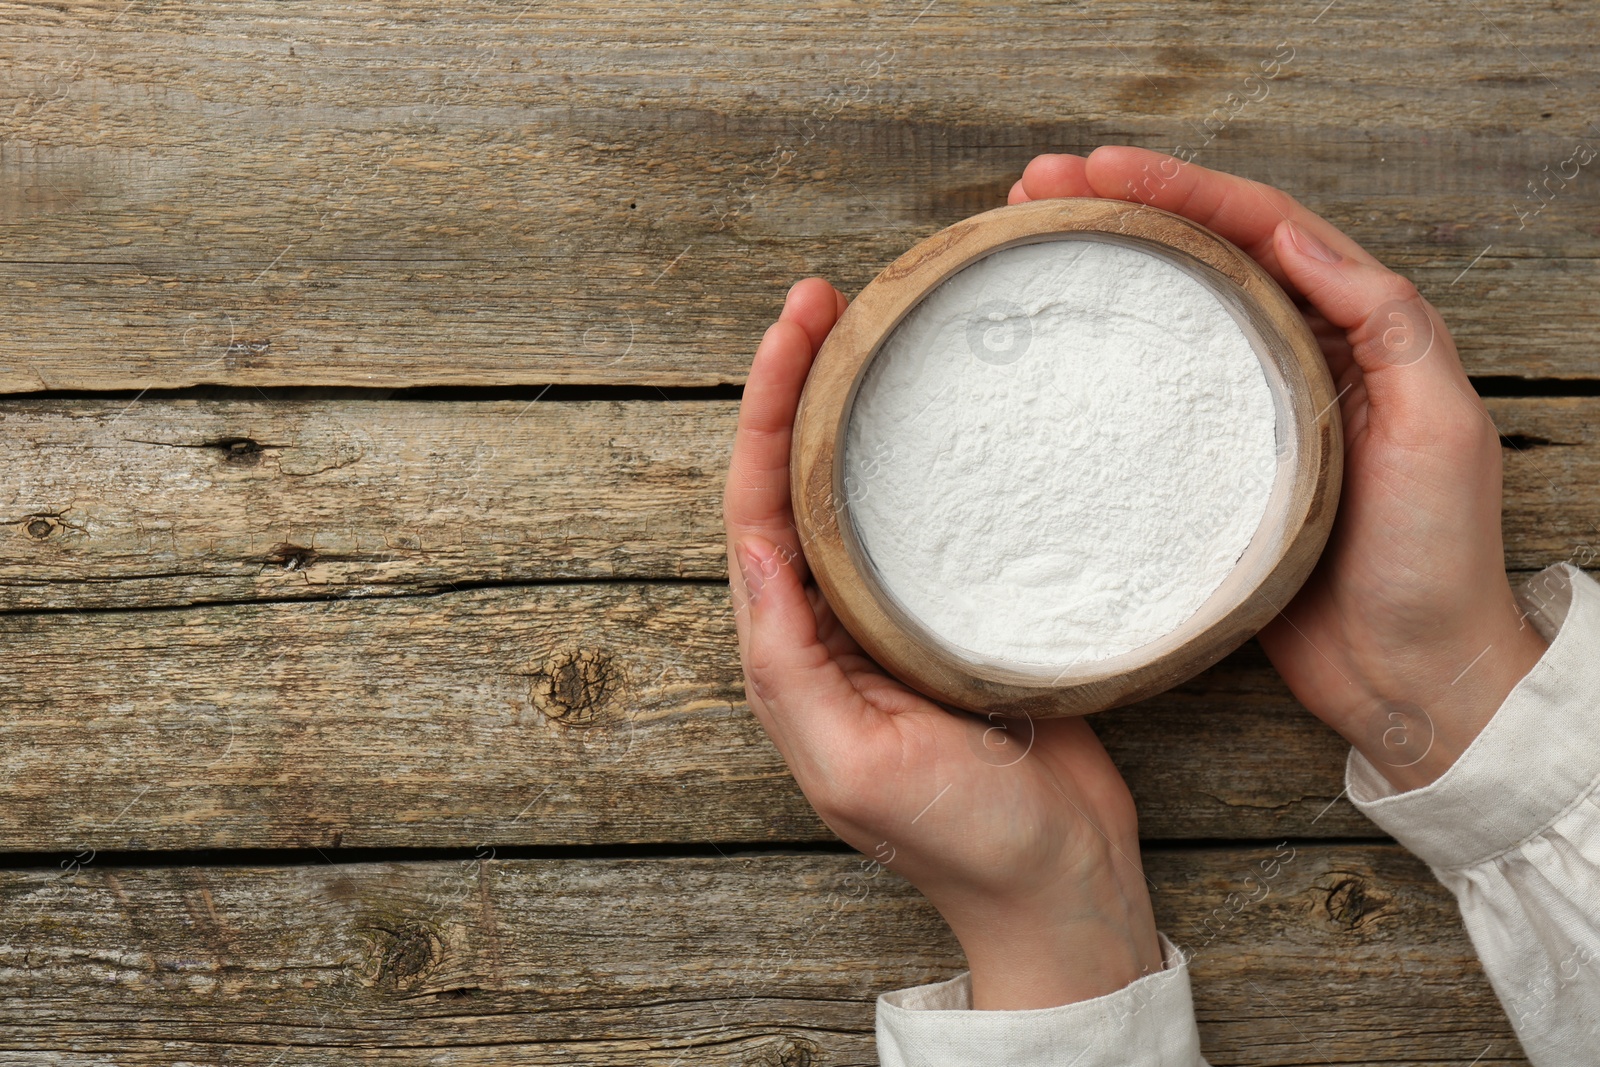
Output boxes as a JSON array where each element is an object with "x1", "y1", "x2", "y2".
[{"x1": 841, "y1": 237, "x2": 1279, "y2": 669}]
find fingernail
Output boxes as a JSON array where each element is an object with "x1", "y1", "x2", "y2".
[{"x1": 1287, "y1": 221, "x2": 1341, "y2": 264}]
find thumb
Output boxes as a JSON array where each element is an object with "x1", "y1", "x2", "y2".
[
  {"x1": 734, "y1": 534, "x2": 861, "y2": 723},
  {"x1": 1273, "y1": 219, "x2": 1477, "y2": 436}
]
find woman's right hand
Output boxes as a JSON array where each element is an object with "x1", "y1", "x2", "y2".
[
  {"x1": 723, "y1": 278, "x2": 1165, "y2": 1009},
  {"x1": 1012, "y1": 147, "x2": 1548, "y2": 791}
]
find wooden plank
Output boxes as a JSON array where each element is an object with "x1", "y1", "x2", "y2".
[
  {"x1": 0, "y1": 846, "x2": 1521, "y2": 1064},
  {"x1": 0, "y1": 576, "x2": 1536, "y2": 850},
  {"x1": 1, "y1": 397, "x2": 1595, "y2": 611},
  {"x1": 3, "y1": 3, "x2": 1597, "y2": 390},
  {"x1": 0, "y1": 400, "x2": 733, "y2": 610},
  {"x1": 1498, "y1": 397, "x2": 1600, "y2": 560}
]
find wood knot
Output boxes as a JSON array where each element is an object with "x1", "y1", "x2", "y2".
[
  {"x1": 1322, "y1": 875, "x2": 1390, "y2": 931},
  {"x1": 263, "y1": 542, "x2": 318, "y2": 572},
  {"x1": 356, "y1": 918, "x2": 442, "y2": 991},
  {"x1": 23, "y1": 515, "x2": 58, "y2": 540},
  {"x1": 212, "y1": 437, "x2": 263, "y2": 466},
  {"x1": 744, "y1": 1036, "x2": 818, "y2": 1067},
  {"x1": 531, "y1": 648, "x2": 622, "y2": 727}
]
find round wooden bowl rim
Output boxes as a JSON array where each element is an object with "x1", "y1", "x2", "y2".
[{"x1": 790, "y1": 197, "x2": 1343, "y2": 717}]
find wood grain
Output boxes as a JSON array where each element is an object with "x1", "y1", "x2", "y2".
[
  {"x1": 1, "y1": 397, "x2": 1594, "y2": 612},
  {"x1": 3, "y1": 3, "x2": 1594, "y2": 1059},
  {"x1": 0, "y1": 577, "x2": 1502, "y2": 850},
  {"x1": 0, "y1": 399, "x2": 733, "y2": 610},
  {"x1": 2, "y1": 2, "x2": 1597, "y2": 391},
  {"x1": 0, "y1": 847, "x2": 1522, "y2": 1064}
]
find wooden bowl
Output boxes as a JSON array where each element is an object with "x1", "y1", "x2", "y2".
[{"x1": 789, "y1": 197, "x2": 1343, "y2": 718}]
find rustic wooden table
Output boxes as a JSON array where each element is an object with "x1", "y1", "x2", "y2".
[{"x1": 3, "y1": 2, "x2": 1595, "y2": 1062}]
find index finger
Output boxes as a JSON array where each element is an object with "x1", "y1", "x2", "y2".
[{"x1": 1074, "y1": 145, "x2": 1383, "y2": 286}]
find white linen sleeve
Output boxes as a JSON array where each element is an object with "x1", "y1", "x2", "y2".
[
  {"x1": 874, "y1": 932, "x2": 1210, "y2": 1066},
  {"x1": 1345, "y1": 561, "x2": 1600, "y2": 1065}
]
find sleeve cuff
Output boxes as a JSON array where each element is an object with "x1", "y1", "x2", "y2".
[
  {"x1": 874, "y1": 932, "x2": 1205, "y2": 1067},
  {"x1": 1346, "y1": 561, "x2": 1600, "y2": 871}
]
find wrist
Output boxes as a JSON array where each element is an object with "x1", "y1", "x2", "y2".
[
  {"x1": 1344, "y1": 584, "x2": 1549, "y2": 792},
  {"x1": 939, "y1": 886, "x2": 1164, "y2": 1010}
]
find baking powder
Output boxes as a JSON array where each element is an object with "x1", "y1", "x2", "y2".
[{"x1": 841, "y1": 237, "x2": 1279, "y2": 668}]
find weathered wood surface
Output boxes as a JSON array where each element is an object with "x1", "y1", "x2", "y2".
[
  {"x1": 0, "y1": 400, "x2": 732, "y2": 610},
  {"x1": 4, "y1": 2, "x2": 1593, "y2": 1060},
  {"x1": 3, "y1": 2, "x2": 1597, "y2": 391},
  {"x1": 1, "y1": 397, "x2": 1594, "y2": 611},
  {"x1": 0, "y1": 576, "x2": 1498, "y2": 850},
  {"x1": 0, "y1": 847, "x2": 1523, "y2": 1064}
]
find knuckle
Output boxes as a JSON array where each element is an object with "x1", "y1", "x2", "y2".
[
  {"x1": 1227, "y1": 177, "x2": 1305, "y2": 227},
  {"x1": 1416, "y1": 401, "x2": 1492, "y2": 451},
  {"x1": 1250, "y1": 179, "x2": 1303, "y2": 216},
  {"x1": 1354, "y1": 272, "x2": 1441, "y2": 367},
  {"x1": 1370, "y1": 271, "x2": 1423, "y2": 308},
  {"x1": 743, "y1": 646, "x2": 778, "y2": 691}
]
